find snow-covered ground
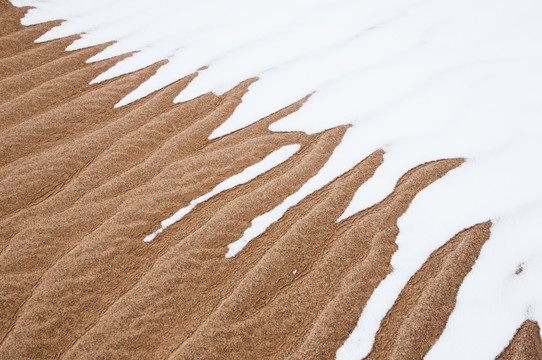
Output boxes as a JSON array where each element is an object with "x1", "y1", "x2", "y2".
[{"x1": 12, "y1": 0, "x2": 542, "y2": 358}]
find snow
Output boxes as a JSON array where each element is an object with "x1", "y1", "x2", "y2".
[
  {"x1": 11, "y1": 0, "x2": 542, "y2": 358},
  {"x1": 426, "y1": 207, "x2": 542, "y2": 359},
  {"x1": 144, "y1": 144, "x2": 299, "y2": 243}
]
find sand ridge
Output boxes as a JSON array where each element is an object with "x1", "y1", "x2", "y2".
[
  {"x1": 1, "y1": 2, "x2": 540, "y2": 359},
  {"x1": 497, "y1": 320, "x2": 542, "y2": 360}
]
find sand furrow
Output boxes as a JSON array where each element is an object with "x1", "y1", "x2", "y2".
[
  {"x1": 0, "y1": 40, "x2": 120, "y2": 109},
  {"x1": 0, "y1": 51, "x2": 133, "y2": 133},
  {"x1": 0, "y1": 21, "x2": 62, "y2": 59},
  {"x1": 0, "y1": 35, "x2": 83, "y2": 81},
  {"x1": 0, "y1": 2, "x2": 27, "y2": 36}
]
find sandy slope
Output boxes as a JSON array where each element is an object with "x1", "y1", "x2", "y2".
[{"x1": 0, "y1": 2, "x2": 540, "y2": 359}]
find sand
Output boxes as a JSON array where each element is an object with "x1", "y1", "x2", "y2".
[{"x1": 1, "y1": 1, "x2": 540, "y2": 359}]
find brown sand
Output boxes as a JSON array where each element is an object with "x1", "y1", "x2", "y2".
[
  {"x1": 497, "y1": 321, "x2": 542, "y2": 360},
  {"x1": 1, "y1": 2, "x2": 540, "y2": 359}
]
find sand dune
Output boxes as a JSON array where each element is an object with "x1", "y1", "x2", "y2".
[{"x1": 1, "y1": 1, "x2": 540, "y2": 359}]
